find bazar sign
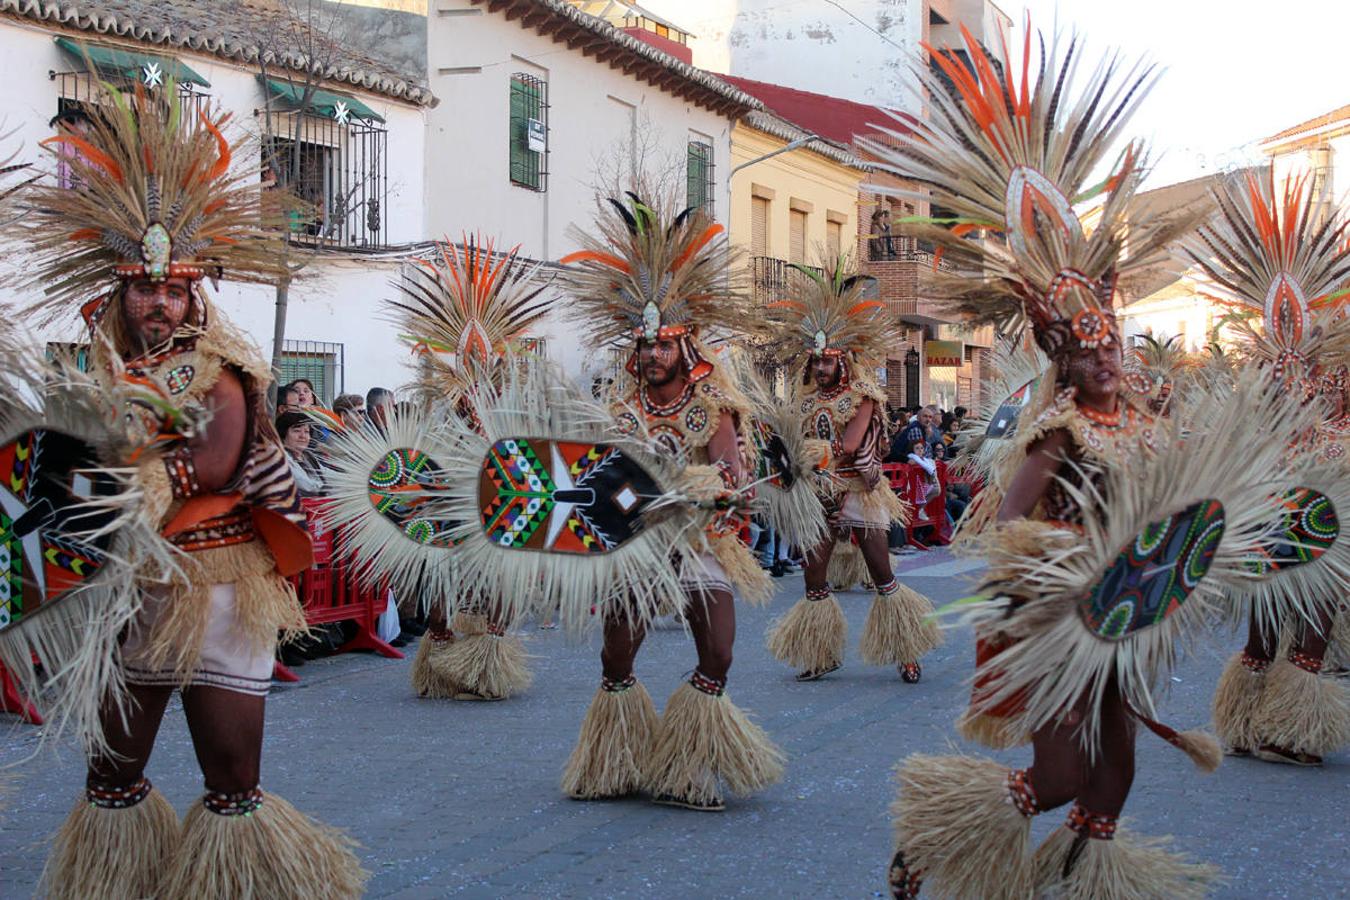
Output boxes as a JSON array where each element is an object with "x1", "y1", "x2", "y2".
[{"x1": 925, "y1": 340, "x2": 963, "y2": 367}]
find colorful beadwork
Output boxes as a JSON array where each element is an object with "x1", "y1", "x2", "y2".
[
  {"x1": 1289, "y1": 649, "x2": 1323, "y2": 674},
  {"x1": 203, "y1": 787, "x2": 264, "y2": 816},
  {"x1": 164, "y1": 364, "x2": 195, "y2": 394},
  {"x1": 1240, "y1": 652, "x2": 1272, "y2": 674},
  {"x1": 1006, "y1": 768, "x2": 1041, "y2": 817},
  {"x1": 1248, "y1": 487, "x2": 1339, "y2": 575},
  {"x1": 684, "y1": 404, "x2": 708, "y2": 434},
  {"x1": 1079, "y1": 499, "x2": 1225, "y2": 640},
  {"x1": 1065, "y1": 804, "x2": 1117, "y2": 840},
  {"x1": 689, "y1": 670, "x2": 725, "y2": 696},
  {"x1": 86, "y1": 778, "x2": 152, "y2": 809},
  {"x1": 602, "y1": 673, "x2": 637, "y2": 693}
]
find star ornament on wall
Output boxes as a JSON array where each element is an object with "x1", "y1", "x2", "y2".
[
  {"x1": 141, "y1": 62, "x2": 163, "y2": 88},
  {"x1": 333, "y1": 101, "x2": 351, "y2": 125}
]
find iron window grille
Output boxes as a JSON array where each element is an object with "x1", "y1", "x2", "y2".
[
  {"x1": 260, "y1": 108, "x2": 389, "y2": 250},
  {"x1": 687, "y1": 141, "x2": 715, "y2": 217},
  {"x1": 510, "y1": 73, "x2": 549, "y2": 192},
  {"x1": 279, "y1": 340, "x2": 345, "y2": 405}
]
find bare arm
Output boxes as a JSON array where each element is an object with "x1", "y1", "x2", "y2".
[
  {"x1": 840, "y1": 397, "x2": 875, "y2": 457},
  {"x1": 706, "y1": 411, "x2": 743, "y2": 484},
  {"x1": 186, "y1": 368, "x2": 247, "y2": 493},
  {"x1": 996, "y1": 429, "x2": 1070, "y2": 523}
]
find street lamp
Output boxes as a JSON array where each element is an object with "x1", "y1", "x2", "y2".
[{"x1": 904, "y1": 346, "x2": 919, "y2": 367}]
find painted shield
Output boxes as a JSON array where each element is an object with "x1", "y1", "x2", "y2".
[
  {"x1": 750, "y1": 420, "x2": 794, "y2": 489},
  {"x1": 368, "y1": 447, "x2": 459, "y2": 547},
  {"x1": 0, "y1": 429, "x2": 119, "y2": 631},
  {"x1": 1248, "y1": 487, "x2": 1339, "y2": 575},
  {"x1": 986, "y1": 375, "x2": 1042, "y2": 439},
  {"x1": 1079, "y1": 499, "x2": 1226, "y2": 641},
  {"x1": 478, "y1": 438, "x2": 663, "y2": 554}
]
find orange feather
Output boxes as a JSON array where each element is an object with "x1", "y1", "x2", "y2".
[
  {"x1": 40, "y1": 135, "x2": 123, "y2": 183},
  {"x1": 201, "y1": 111, "x2": 232, "y2": 182},
  {"x1": 846, "y1": 300, "x2": 885, "y2": 318},
  {"x1": 669, "y1": 223, "x2": 724, "y2": 271},
  {"x1": 559, "y1": 249, "x2": 632, "y2": 273},
  {"x1": 69, "y1": 228, "x2": 100, "y2": 241}
]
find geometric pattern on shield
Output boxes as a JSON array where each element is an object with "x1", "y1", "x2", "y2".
[
  {"x1": 367, "y1": 447, "x2": 460, "y2": 547},
  {"x1": 479, "y1": 438, "x2": 662, "y2": 554},
  {"x1": 0, "y1": 428, "x2": 117, "y2": 629},
  {"x1": 1246, "y1": 486, "x2": 1338, "y2": 575},
  {"x1": 1079, "y1": 498, "x2": 1226, "y2": 641}
]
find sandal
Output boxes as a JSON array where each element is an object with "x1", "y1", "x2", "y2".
[
  {"x1": 453, "y1": 689, "x2": 506, "y2": 702},
  {"x1": 1254, "y1": 744, "x2": 1322, "y2": 766},
  {"x1": 888, "y1": 849, "x2": 922, "y2": 899},
  {"x1": 653, "y1": 792, "x2": 725, "y2": 812},
  {"x1": 795, "y1": 662, "x2": 841, "y2": 682},
  {"x1": 898, "y1": 662, "x2": 922, "y2": 684}
]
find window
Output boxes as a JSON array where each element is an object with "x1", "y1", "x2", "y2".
[
  {"x1": 826, "y1": 219, "x2": 843, "y2": 259},
  {"x1": 751, "y1": 196, "x2": 770, "y2": 257},
  {"x1": 686, "y1": 140, "x2": 715, "y2": 216},
  {"x1": 259, "y1": 79, "x2": 390, "y2": 249},
  {"x1": 510, "y1": 73, "x2": 548, "y2": 191},
  {"x1": 789, "y1": 209, "x2": 807, "y2": 264},
  {"x1": 279, "y1": 340, "x2": 344, "y2": 405}
]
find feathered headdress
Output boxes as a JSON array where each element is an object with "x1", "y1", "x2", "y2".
[
  {"x1": 863, "y1": 22, "x2": 1199, "y2": 359},
  {"x1": 1184, "y1": 166, "x2": 1350, "y2": 397},
  {"x1": 389, "y1": 234, "x2": 552, "y2": 396},
  {"x1": 19, "y1": 76, "x2": 289, "y2": 324},
  {"x1": 560, "y1": 193, "x2": 757, "y2": 378},
  {"x1": 768, "y1": 255, "x2": 898, "y2": 373}
]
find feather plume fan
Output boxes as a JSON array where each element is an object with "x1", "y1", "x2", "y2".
[
  {"x1": 861, "y1": 22, "x2": 1205, "y2": 355},
  {"x1": 957, "y1": 366, "x2": 1324, "y2": 753},
  {"x1": 1183, "y1": 166, "x2": 1350, "y2": 389},
  {"x1": 766, "y1": 253, "x2": 901, "y2": 368},
  {"x1": 560, "y1": 192, "x2": 763, "y2": 347},
  {"x1": 16, "y1": 74, "x2": 291, "y2": 322},
  {"x1": 388, "y1": 235, "x2": 553, "y2": 406}
]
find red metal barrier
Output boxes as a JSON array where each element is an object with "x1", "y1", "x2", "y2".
[
  {"x1": 278, "y1": 499, "x2": 405, "y2": 683},
  {"x1": 881, "y1": 462, "x2": 952, "y2": 549},
  {"x1": 0, "y1": 663, "x2": 42, "y2": 725}
]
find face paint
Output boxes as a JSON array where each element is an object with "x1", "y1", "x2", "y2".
[{"x1": 122, "y1": 278, "x2": 191, "y2": 349}]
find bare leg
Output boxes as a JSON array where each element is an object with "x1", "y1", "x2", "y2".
[
  {"x1": 601, "y1": 611, "x2": 647, "y2": 682},
  {"x1": 1243, "y1": 611, "x2": 1278, "y2": 664},
  {"x1": 856, "y1": 527, "x2": 894, "y2": 588},
  {"x1": 181, "y1": 687, "x2": 265, "y2": 794},
  {"x1": 1025, "y1": 710, "x2": 1086, "y2": 814},
  {"x1": 88, "y1": 683, "x2": 174, "y2": 788},
  {"x1": 685, "y1": 589, "x2": 736, "y2": 683},
  {"x1": 803, "y1": 534, "x2": 839, "y2": 594}
]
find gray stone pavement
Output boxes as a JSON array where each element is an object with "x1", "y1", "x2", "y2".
[{"x1": 1, "y1": 549, "x2": 1347, "y2": 898}]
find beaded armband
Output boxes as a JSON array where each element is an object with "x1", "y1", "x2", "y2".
[
  {"x1": 203, "y1": 787, "x2": 264, "y2": 816},
  {"x1": 1065, "y1": 803, "x2": 1117, "y2": 840},
  {"x1": 163, "y1": 444, "x2": 202, "y2": 499}
]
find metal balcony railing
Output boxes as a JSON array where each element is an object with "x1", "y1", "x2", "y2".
[{"x1": 750, "y1": 256, "x2": 823, "y2": 305}]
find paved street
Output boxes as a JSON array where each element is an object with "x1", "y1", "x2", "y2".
[{"x1": 1, "y1": 550, "x2": 1346, "y2": 898}]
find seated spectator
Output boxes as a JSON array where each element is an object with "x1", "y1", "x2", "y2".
[
  {"x1": 275, "y1": 383, "x2": 303, "y2": 415},
  {"x1": 332, "y1": 393, "x2": 367, "y2": 430},
  {"x1": 276, "y1": 411, "x2": 324, "y2": 496}
]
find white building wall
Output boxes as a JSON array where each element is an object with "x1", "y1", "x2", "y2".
[
  {"x1": 0, "y1": 19, "x2": 427, "y2": 399},
  {"x1": 634, "y1": 0, "x2": 926, "y2": 113},
  {"x1": 426, "y1": 1, "x2": 736, "y2": 377}
]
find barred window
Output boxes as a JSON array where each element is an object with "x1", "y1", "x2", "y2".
[
  {"x1": 510, "y1": 74, "x2": 548, "y2": 192},
  {"x1": 686, "y1": 140, "x2": 715, "y2": 215},
  {"x1": 279, "y1": 340, "x2": 344, "y2": 405}
]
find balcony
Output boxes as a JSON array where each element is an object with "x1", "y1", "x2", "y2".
[
  {"x1": 858, "y1": 235, "x2": 952, "y2": 324},
  {"x1": 750, "y1": 256, "x2": 822, "y2": 306}
]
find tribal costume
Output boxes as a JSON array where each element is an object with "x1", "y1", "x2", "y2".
[
  {"x1": 860, "y1": 24, "x2": 1300, "y2": 898},
  {"x1": 1193, "y1": 169, "x2": 1350, "y2": 767},
  {"x1": 387, "y1": 236, "x2": 551, "y2": 701},
  {"x1": 558, "y1": 194, "x2": 783, "y2": 811},
  {"x1": 763, "y1": 260, "x2": 940, "y2": 683},
  {"x1": 15, "y1": 84, "x2": 364, "y2": 897}
]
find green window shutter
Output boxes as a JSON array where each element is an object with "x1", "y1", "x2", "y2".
[
  {"x1": 509, "y1": 75, "x2": 545, "y2": 190},
  {"x1": 686, "y1": 141, "x2": 712, "y2": 214}
]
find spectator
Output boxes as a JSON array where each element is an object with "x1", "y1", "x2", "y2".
[
  {"x1": 285, "y1": 378, "x2": 338, "y2": 443},
  {"x1": 869, "y1": 207, "x2": 896, "y2": 260},
  {"x1": 332, "y1": 393, "x2": 367, "y2": 430},
  {"x1": 276, "y1": 411, "x2": 324, "y2": 496},
  {"x1": 275, "y1": 383, "x2": 303, "y2": 415},
  {"x1": 367, "y1": 387, "x2": 395, "y2": 435}
]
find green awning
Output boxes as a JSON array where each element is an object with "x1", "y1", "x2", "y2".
[
  {"x1": 55, "y1": 37, "x2": 210, "y2": 88},
  {"x1": 259, "y1": 76, "x2": 385, "y2": 124}
]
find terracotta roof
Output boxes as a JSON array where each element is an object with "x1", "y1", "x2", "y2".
[
  {"x1": 1262, "y1": 102, "x2": 1350, "y2": 145},
  {"x1": 721, "y1": 75, "x2": 915, "y2": 147},
  {"x1": 471, "y1": 0, "x2": 760, "y2": 116},
  {"x1": 0, "y1": 0, "x2": 436, "y2": 106}
]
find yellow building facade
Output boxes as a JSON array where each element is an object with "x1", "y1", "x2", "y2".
[{"x1": 728, "y1": 113, "x2": 866, "y2": 297}]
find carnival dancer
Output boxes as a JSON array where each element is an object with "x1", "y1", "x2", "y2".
[
  {"x1": 763, "y1": 259, "x2": 940, "y2": 683},
  {"x1": 14, "y1": 84, "x2": 365, "y2": 897},
  {"x1": 1195, "y1": 169, "x2": 1350, "y2": 767},
  {"x1": 386, "y1": 236, "x2": 552, "y2": 701},
  {"x1": 861, "y1": 24, "x2": 1281, "y2": 898},
  {"x1": 558, "y1": 194, "x2": 783, "y2": 811}
]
